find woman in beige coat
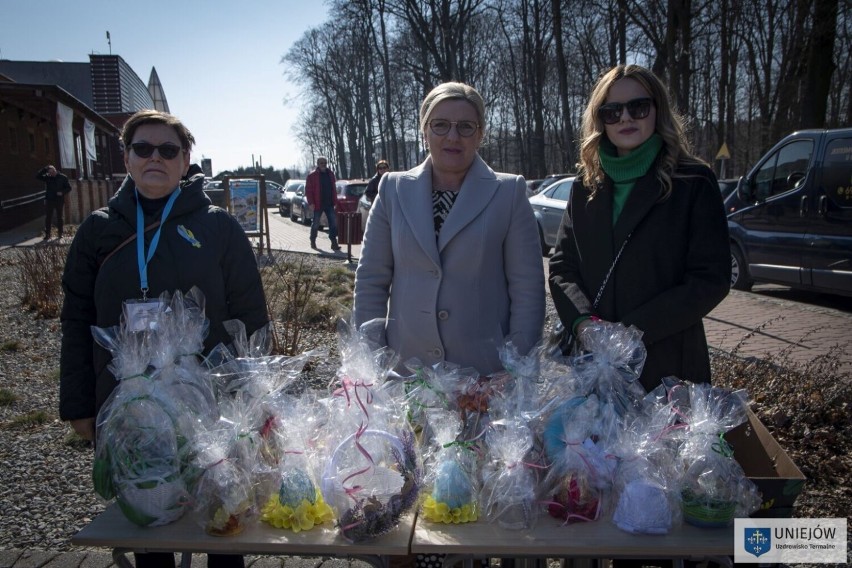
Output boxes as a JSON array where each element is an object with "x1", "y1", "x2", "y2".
[{"x1": 353, "y1": 82, "x2": 544, "y2": 376}]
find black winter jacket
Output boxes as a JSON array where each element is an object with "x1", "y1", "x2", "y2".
[
  {"x1": 548, "y1": 162, "x2": 731, "y2": 391},
  {"x1": 37, "y1": 167, "x2": 72, "y2": 201},
  {"x1": 59, "y1": 168, "x2": 269, "y2": 421}
]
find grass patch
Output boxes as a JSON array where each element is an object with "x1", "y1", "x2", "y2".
[
  {"x1": 7, "y1": 410, "x2": 51, "y2": 428},
  {"x1": 0, "y1": 388, "x2": 18, "y2": 406}
]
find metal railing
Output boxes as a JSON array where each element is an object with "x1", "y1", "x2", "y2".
[{"x1": 0, "y1": 190, "x2": 46, "y2": 211}]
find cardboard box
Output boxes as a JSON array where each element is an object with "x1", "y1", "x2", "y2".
[{"x1": 726, "y1": 408, "x2": 806, "y2": 518}]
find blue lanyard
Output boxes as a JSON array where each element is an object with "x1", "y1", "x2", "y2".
[{"x1": 136, "y1": 188, "x2": 181, "y2": 299}]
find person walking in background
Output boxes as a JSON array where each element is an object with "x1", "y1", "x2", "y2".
[
  {"x1": 549, "y1": 64, "x2": 730, "y2": 394},
  {"x1": 365, "y1": 158, "x2": 390, "y2": 202},
  {"x1": 305, "y1": 156, "x2": 340, "y2": 251},
  {"x1": 59, "y1": 109, "x2": 268, "y2": 568},
  {"x1": 354, "y1": 82, "x2": 544, "y2": 376},
  {"x1": 36, "y1": 164, "x2": 72, "y2": 240}
]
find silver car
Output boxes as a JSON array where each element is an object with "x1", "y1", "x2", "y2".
[
  {"x1": 528, "y1": 176, "x2": 574, "y2": 255},
  {"x1": 279, "y1": 179, "x2": 305, "y2": 216}
]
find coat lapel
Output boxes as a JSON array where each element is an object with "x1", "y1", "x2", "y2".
[
  {"x1": 397, "y1": 158, "x2": 441, "y2": 266},
  {"x1": 437, "y1": 155, "x2": 499, "y2": 252}
]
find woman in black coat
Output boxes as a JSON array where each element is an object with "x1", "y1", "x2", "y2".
[
  {"x1": 59, "y1": 110, "x2": 267, "y2": 568},
  {"x1": 549, "y1": 65, "x2": 730, "y2": 392}
]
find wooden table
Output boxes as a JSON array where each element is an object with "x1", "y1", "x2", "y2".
[
  {"x1": 72, "y1": 504, "x2": 414, "y2": 568},
  {"x1": 411, "y1": 516, "x2": 734, "y2": 568},
  {"x1": 73, "y1": 505, "x2": 735, "y2": 568}
]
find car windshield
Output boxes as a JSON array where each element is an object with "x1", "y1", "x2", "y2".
[{"x1": 344, "y1": 184, "x2": 367, "y2": 197}]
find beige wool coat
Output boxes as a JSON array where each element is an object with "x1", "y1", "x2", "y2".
[{"x1": 353, "y1": 154, "x2": 545, "y2": 375}]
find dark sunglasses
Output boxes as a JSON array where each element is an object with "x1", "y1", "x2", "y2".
[
  {"x1": 597, "y1": 97, "x2": 654, "y2": 125},
  {"x1": 428, "y1": 119, "x2": 479, "y2": 137},
  {"x1": 130, "y1": 142, "x2": 183, "y2": 160}
]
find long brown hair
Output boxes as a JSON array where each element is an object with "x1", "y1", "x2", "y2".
[{"x1": 578, "y1": 65, "x2": 704, "y2": 201}]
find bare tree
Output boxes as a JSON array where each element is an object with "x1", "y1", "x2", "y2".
[
  {"x1": 802, "y1": 0, "x2": 840, "y2": 128},
  {"x1": 282, "y1": 0, "x2": 850, "y2": 180}
]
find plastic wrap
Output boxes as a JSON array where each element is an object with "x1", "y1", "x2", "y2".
[
  {"x1": 321, "y1": 427, "x2": 420, "y2": 542},
  {"x1": 93, "y1": 386, "x2": 190, "y2": 527},
  {"x1": 420, "y1": 409, "x2": 479, "y2": 524},
  {"x1": 91, "y1": 288, "x2": 215, "y2": 527},
  {"x1": 393, "y1": 359, "x2": 485, "y2": 449},
  {"x1": 570, "y1": 321, "x2": 648, "y2": 419},
  {"x1": 260, "y1": 395, "x2": 334, "y2": 532},
  {"x1": 674, "y1": 381, "x2": 762, "y2": 527},
  {"x1": 191, "y1": 424, "x2": 256, "y2": 536},
  {"x1": 479, "y1": 416, "x2": 538, "y2": 529},
  {"x1": 316, "y1": 316, "x2": 421, "y2": 542},
  {"x1": 610, "y1": 404, "x2": 684, "y2": 534},
  {"x1": 539, "y1": 394, "x2": 619, "y2": 523},
  {"x1": 480, "y1": 374, "x2": 540, "y2": 530}
]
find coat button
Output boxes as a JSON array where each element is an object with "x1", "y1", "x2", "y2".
[
  {"x1": 431, "y1": 347, "x2": 443, "y2": 358},
  {"x1": 431, "y1": 269, "x2": 440, "y2": 278},
  {"x1": 437, "y1": 310, "x2": 449, "y2": 320}
]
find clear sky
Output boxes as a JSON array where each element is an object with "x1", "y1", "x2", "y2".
[{"x1": 1, "y1": 0, "x2": 328, "y2": 175}]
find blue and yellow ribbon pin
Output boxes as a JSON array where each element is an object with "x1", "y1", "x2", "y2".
[{"x1": 177, "y1": 225, "x2": 202, "y2": 248}]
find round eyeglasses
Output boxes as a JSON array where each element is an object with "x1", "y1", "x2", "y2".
[{"x1": 428, "y1": 119, "x2": 480, "y2": 137}]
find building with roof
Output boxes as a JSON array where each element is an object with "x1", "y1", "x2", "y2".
[{"x1": 0, "y1": 54, "x2": 170, "y2": 231}]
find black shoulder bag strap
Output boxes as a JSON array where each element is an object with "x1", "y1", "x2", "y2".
[
  {"x1": 553, "y1": 232, "x2": 632, "y2": 356},
  {"x1": 98, "y1": 221, "x2": 161, "y2": 269}
]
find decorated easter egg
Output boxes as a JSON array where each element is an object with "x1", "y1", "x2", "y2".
[
  {"x1": 432, "y1": 459, "x2": 472, "y2": 509},
  {"x1": 279, "y1": 469, "x2": 316, "y2": 508}
]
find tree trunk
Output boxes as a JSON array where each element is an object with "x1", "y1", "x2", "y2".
[{"x1": 802, "y1": 0, "x2": 839, "y2": 127}]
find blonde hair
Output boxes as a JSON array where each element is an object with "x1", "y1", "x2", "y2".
[
  {"x1": 578, "y1": 65, "x2": 703, "y2": 201},
  {"x1": 419, "y1": 82, "x2": 486, "y2": 135}
]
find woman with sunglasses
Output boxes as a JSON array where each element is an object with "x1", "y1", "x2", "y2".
[
  {"x1": 59, "y1": 110, "x2": 267, "y2": 568},
  {"x1": 354, "y1": 81, "x2": 544, "y2": 380},
  {"x1": 549, "y1": 65, "x2": 730, "y2": 392}
]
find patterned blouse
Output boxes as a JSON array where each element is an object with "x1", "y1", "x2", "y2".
[{"x1": 432, "y1": 189, "x2": 460, "y2": 237}]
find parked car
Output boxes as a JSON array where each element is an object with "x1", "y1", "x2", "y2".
[
  {"x1": 336, "y1": 179, "x2": 369, "y2": 213},
  {"x1": 718, "y1": 177, "x2": 749, "y2": 214},
  {"x1": 718, "y1": 178, "x2": 738, "y2": 200},
  {"x1": 278, "y1": 179, "x2": 305, "y2": 216},
  {"x1": 727, "y1": 128, "x2": 852, "y2": 296},
  {"x1": 264, "y1": 180, "x2": 283, "y2": 207},
  {"x1": 358, "y1": 192, "x2": 373, "y2": 231},
  {"x1": 528, "y1": 176, "x2": 575, "y2": 255},
  {"x1": 289, "y1": 185, "x2": 327, "y2": 227},
  {"x1": 526, "y1": 178, "x2": 545, "y2": 196},
  {"x1": 203, "y1": 180, "x2": 225, "y2": 208},
  {"x1": 537, "y1": 173, "x2": 575, "y2": 194}
]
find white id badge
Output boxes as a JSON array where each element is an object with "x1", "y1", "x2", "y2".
[{"x1": 123, "y1": 299, "x2": 167, "y2": 332}]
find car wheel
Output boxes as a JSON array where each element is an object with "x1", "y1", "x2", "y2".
[
  {"x1": 290, "y1": 207, "x2": 298, "y2": 222},
  {"x1": 302, "y1": 210, "x2": 312, "y2": 226},
  {"x1": 730, "y1": 245, "x2": 753, "y2": 291},
  {"x1": 539, "y1": 225, "x2": 550, "y2": 256},
  {"x1": 279, "y1": 204, "x2": 285, "y2": 216}
]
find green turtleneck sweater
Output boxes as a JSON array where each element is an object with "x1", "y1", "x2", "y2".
[{"x1": 599, "y1": 133, "x2": 663, "y2": 222}]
